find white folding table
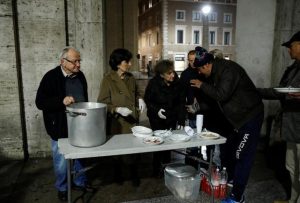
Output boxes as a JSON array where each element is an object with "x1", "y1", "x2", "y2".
[{"x1": 58, "y1": 130, "x2": 226, "y2": 203}]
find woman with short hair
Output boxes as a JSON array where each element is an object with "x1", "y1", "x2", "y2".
[
  {"x1": 98, "y1": 48, "x2": 146, "y2": 187},
  {"x1": 144, "y1": 59, "x2": 185, "y2": 176}
]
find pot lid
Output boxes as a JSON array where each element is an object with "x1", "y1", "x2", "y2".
[{"x1": 165, "y1": 163, "x2": 197, "y2": 178}]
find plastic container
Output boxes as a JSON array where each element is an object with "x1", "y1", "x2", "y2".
[{"x1": 164, "y1": 163, "x2": 201, "y2": 202}]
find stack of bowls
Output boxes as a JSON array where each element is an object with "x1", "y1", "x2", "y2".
[{"x1": 131, "y1": 126, "x2": 153, "y2": 138}]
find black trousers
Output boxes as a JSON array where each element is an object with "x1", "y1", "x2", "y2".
[{"x1": 152, "y1": 151, "x2": 171, "y2": 176}]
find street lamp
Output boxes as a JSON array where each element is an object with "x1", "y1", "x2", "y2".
[{"x1": 201, "y1": 5, "x2": 211, "y2": 49}]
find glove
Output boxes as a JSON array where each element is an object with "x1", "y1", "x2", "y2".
[
  {"x1": 158, "y1": 109, "x2": 166, "y2": 119},
  {"x1": 115, "y1": 107, "x2": 132, "y2": 117},
  {"x1": 138, "y1": 98, "x2": 146, "y2": 113}
]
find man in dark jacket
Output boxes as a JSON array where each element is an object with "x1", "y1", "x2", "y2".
[
  {"x1": 258, "y1": 31, "x2": 300, "y2": 203},
  {"x1": 36, "y1": 47, "x2": 92, "y2": 201},
  {"x1": 180, "y1": 50, "x2": 200, "y2": 127},
  {"x1": 191, "y1": 46, "x2": 264, "y2": 203}
]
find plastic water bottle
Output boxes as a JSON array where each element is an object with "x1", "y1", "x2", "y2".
[
  {"x1": 211, "y1": 167, "x2": 220, "y2": 198},
  {"x1": 219, "y1": 167, "x2": 228, "y2": 199}
]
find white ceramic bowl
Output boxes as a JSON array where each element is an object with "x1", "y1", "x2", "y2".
[
  {"x1": 133, "y1": 132, "x2": 153, "y2": 138},
  {"x1": 169, "y1": 134, "x2": 191, "y2": 142},
  {"x1": 131, "y1": 126, "x2": 153, "y2": 134}
]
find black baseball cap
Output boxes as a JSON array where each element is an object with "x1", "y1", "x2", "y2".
[{"x1": 282, "y1": 31, "x2": 300, "y2": 47}]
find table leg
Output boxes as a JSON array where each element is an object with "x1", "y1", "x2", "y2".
[
  {"x1": 209, "y1": 148, "x2": 215, "y2": 203},
  {"x1": 67, "y1": 159, "x2": 72, "y2": 203}
]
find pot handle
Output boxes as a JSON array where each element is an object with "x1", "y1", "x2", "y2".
[{"x1": 65, "y1": 110, "x2": 87, "y2": 117}]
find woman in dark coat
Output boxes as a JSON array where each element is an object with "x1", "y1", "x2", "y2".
[{"x1": 144, "y1": 59, "x2": 185, "y2": 176}]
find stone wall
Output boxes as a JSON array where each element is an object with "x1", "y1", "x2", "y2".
[
  {"x1": 0, "y1": 0, "x2": 23, "y2": 159},
  {"x1": 0, "y1": 0, "x2": 104, "y2": 160}
]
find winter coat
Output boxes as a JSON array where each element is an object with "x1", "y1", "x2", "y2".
[
  {"x1": 144, "y1": 75, "x2": 186, "y2": 130},
  {"x1": 35, "y1": 66, "x2": 88, "y2": 141},
  {"x1": 200, "y1": 59, "x2": 264, "y2": 129},
  {"x1": 98, "y1": 71, "x2": 140, "y2": 135},
  {"x1": 258, "y1": 61, "x2": 300, "y2": 143}
]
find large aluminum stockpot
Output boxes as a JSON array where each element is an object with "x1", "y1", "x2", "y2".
[{"x1": 66, "y1": 102, "x2": 107, "y2": 147}]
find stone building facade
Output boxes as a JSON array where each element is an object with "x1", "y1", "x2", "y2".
[{"x1": 138, "y1": 0, "x2": 236, "y2": 72}]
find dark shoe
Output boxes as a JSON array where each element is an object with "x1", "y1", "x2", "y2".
[
  {"x1": 57, "y1": 191, "x2": 67, "y2": 201},
  {"x1": 72, "y1": 183, "x2": 96, "y2": 193}
]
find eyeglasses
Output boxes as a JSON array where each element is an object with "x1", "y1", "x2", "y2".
[{"x1": 64, "y1": 58, "x2": 81, "y2": 65}]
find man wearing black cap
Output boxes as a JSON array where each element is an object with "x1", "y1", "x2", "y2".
[
  {"x1": 191, "y1": 46, "x2": 264, "y2": 203},
  {"x1": 258, "y1": 31, "x2": 300, "y2": 203}
]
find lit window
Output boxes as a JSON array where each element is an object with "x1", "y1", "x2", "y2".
[{"x1": 149, "y1": 0, "x2": 152, "y2": 8}]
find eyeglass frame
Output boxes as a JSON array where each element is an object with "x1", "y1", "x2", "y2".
[{"x1": 63, "y1": 58, "x2": 81, "y2": 65}]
